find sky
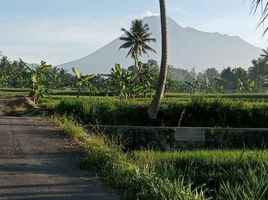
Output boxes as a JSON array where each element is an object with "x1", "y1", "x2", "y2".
[{"x1": 0, "y1": 0, "x2": 266, "y2": 65}]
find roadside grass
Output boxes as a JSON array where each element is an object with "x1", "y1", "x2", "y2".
[
  {"x1": 51, "y1": 115, "x2": 268, "y2": 200},
  {"x1": 51, "y1": 115, "x2": 207, "y2": 200}
]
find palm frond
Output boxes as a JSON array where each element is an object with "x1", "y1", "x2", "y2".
[
  {"x1": 119, "y1": 42, "x2": 134, "y2": 49},
  {"x1": 119, "y1": 19, "x2": 156, "y2": 61},
  {"x1": 252, "y1": 0, "x2": 268, "y2": 35}
]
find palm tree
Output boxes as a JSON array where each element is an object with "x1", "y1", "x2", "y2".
[
  {"x1": 252, "y1": 0, "x2": 268, "y2": 34},
  {"x1": 148, "y1": 0, "x2": 168, "y2": 119},
  {"x1": 249, "y1": 58, "x2": 268, "y2": 91},
  {"x1": 119, "y1": 19, "x2": 156, "y2": 72}
]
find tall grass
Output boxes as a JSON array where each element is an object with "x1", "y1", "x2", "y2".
[
  {"x1": 52, "y1": 116, "x2": 268, "y2": 200},
  {"x1": 43, "y1": 96, "x2": 268, "y2": 128},
  {"x1": 132, "y1": 150, "x2": 268, "y2": 199},
  {"x1": 52, "y1": 116, "x2": 207, "y2": 200}
]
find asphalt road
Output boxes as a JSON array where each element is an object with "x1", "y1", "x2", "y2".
[{"x1": 0, "y1": 114, "x2": 119, "y2": 200}]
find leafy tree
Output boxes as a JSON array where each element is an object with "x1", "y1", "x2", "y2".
[
  {"x1": 0, "y1": 56, "x2": 29, "y2": 88},
  {"x1": 203, "y1": 68, "x2": 220, "y2": 83},
  {"x1": 108, "y1": 63, "x2": 156, "y2": 98},
  {"x1": 147, "y1": 59, "x2": 159, "y2": 69},
  {"x1": 249, "y1": 58, "x2": 268, "y2": 92},
  {"x1": 11, "y1": 60, "x2": 31, "y2": 88},
  {"x1": 233, "y1": 67, "x2": 248, "y2": 83},
  {"x1": 260, "y1": 47, "x2": 268, "y2": 62},
  {"x1": 91, "y1": 74, "x2": 107, "y2": 95},
  {"x1": 165, "y1": 78, "x2": 181, "y2": 93},
  {"x1": 168, "y1": 67, "x2": 194, "y2": 83},
  {"x1": 0, "y1": 56, "x2": 13, "y2": 87},
  {"x1": 119, "y1": 19, "x2": 156, "y2": 72},
  {"x1": 148, "y1": 0, "x2": 169, "y2": 119},
  {"x1": 184, "y1": 77, "x2": 201, "y2": 96},
  {"x1": 0, "y1": 53, "x2": 75, "y2": 91},
  {"x1": 108, "y1": 64, "x2": 135, "y2": 98},
  {"x1": 220, "y1": 67, "x2": 236, "y2": 93},
  {"x1": 137, "y1": 62, "x2": 155, "y2": 97},
  {"x1": 72, "y1": 67, "x2": 95, "y2": 99}
]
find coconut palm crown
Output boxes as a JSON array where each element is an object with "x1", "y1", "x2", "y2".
[{"x1": 119, "y1": 19, "x2": 156, "y2": 71}]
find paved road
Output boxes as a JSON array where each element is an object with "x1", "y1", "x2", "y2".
[{"x1": 0, "y1": 115, "x2": 119, "y2": 200}]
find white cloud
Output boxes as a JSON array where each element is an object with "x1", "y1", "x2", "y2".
[{"x1": 145, "y1": 10, "x2": 159, "y2": 17}]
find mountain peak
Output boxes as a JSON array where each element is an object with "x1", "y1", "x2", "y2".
[
  {"x1": 58, "y1": 16, "x2": 262, "y2": 74},
  {"x1": 143, "y1": 15, "x2": 183, "y2": 29}
]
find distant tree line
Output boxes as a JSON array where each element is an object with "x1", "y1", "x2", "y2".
[
  {"x1": 0, "y1": 55, "x2": 73, "y2": 89},
  {"x1": 0, "y1": 54, "x2": 267, "y2": 97}
]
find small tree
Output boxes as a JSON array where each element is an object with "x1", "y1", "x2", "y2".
[
  {"x1": 27, "y1": 61, "x2": 52, "y2": 104},
  {"x1": 72, "y1": 67, "x2": 95, "y2": 99},
  {"x1": 184, "y1": 77, "x2": 201, "y2": 96},
  {"x1": 237, "y1": 78, "x2": 256, "y2": 93},
  {"x1": 136, "y1": 62, "x2": 154, "y2": 97},
  {"x1": 108, "y1": 64, "x2": 136, "y2": 98}
]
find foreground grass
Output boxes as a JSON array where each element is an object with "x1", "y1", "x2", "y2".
[
  {"x1": 133, "y1": 150, "x2": 268, "y2": 199},
  {"x1": 52, "y1": 116, "x2": 206, "y2": 200},
  {"x1": 51, "y1": 116, "x2": 268, "y2": 200}
]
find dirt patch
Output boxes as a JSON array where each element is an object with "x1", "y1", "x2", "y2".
[
  {"x1": 0, "y1": 97, "x2": 40, "y2": 116},
  {"x1": 0, "y1": 98, "x2": 25, "y2": 116}
]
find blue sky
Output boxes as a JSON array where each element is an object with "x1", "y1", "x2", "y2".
[{"x1": 0, "y1": 0, "x2": 266, "y2": 64}]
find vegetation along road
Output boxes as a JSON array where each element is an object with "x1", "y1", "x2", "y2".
[{"x1": 0, "y1": 102, "x2": 118, "y2": 200}]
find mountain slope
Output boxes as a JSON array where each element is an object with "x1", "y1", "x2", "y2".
[{"x1": 58, "y1": 16, "x2": 262, "y2": 74}]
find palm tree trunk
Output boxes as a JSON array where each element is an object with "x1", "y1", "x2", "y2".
[
  {"x1": 134, "y1": 53, "x2": 141, "y2": 84},
  {"x1": 148, "y1": 0, "x2": 168, "y2": 119},
  {"x1": 133, "y1": 53, "x2": 140, "y2": 72}
]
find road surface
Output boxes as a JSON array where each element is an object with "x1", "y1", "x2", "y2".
[{"x1": 0, "y1": 112, "x2": 119, "y2": 199}]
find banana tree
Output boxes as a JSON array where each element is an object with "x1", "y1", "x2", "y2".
[
  {"x1": 107, "y1": 64, "x2": 137, "y2": 98},
  {"x1": 72, "y1": 67, "x2": 95, "y2": 99},
  {"x1": 237, "y1": 78, "x2": 256, "y2": 93},
  {"x1": 27, "y1": 61, "x2": 52, "y2": 104},
  {"x1": 137, "y1": 63, "x2": 154, "y2": 97}
]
